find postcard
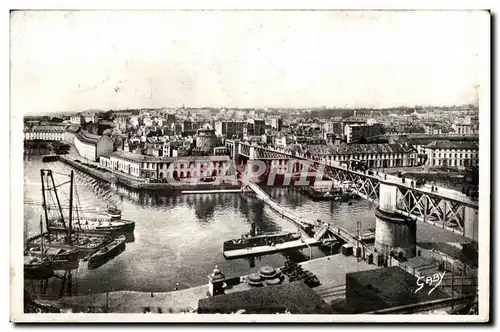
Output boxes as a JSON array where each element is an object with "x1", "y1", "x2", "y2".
[{"x1": 10, "y1": 9, "x2": 490, "y2": 323}]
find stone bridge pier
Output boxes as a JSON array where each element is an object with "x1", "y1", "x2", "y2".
[{"x1": 375, "y1": 182, "x2": 417, "y2": 259}]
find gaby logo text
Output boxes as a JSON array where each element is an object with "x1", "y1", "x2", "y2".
[{"x1": 415, "y1": 271, "x2": 446, "y2": 295}]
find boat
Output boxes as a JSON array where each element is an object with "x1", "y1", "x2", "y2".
[
  {"x1": 304, "y1": 187, "x2": 335, "y2": 201},
  {"x1": 223, "y1": 231, "x2": 302, "y2": 252},
  {"x1": 25, "y1": 216, "x2": 80, "y2": 263},
  {"x1": 26, "y1": 245, "x2": 80, "y2": 262},
  {"x1": 24, "y1": 216, "x2": 55, "y2": 278},
  {"x1": 74, "y1": 217, "x2": 136, "y2": 233},
  {"x1": 51, "y1": 217, "x2": 135, "y2": 234},
  {"x1": 42, "y1": 170, "x2": 135, "y2": 235},
  {"x1": 24, "y1": 256, "x2": 54, "y2": 279},
  {"x1": 87, "y1": 235, "x2": 126, "y2": 270}
]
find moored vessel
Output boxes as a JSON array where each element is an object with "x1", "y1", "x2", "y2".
[
  {"x1": 223, "y1": 231, "x2": 302, "y2": 252},
  {"x1": 24, "y1": 256, "x2": 53, "y2": 279},
  {"x1": 87, "y1": 235, "x2": 126, "y2": 270},
  {"x1": 25, "y1": 245, "x2": 80, "y2": 263},
  {"x1": 60, "y1": 217, "x2": 136, "y2": 234}
]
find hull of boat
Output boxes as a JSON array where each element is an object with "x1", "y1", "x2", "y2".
[
  {"x1": 223, "y1": 232, "x2": 302, "y2": 251},
  {"x1": 49, "y1": 251, "x2": 80, "y2": 265},
  {"x1": 50, "y1": 221, "x2": 135, "y2": 234},
  {"x1": 27, "y1": 248, "x2": 80, "y2": 262},
  {"x1": 87, "y1": 236, "x2": 126, "y2": 270},
  {"x1": 94, "y1": 222, "x2": 135, "y2": 233},
  {"x1": 24, "y1": 262, "x2": 53, "y2": 279}
]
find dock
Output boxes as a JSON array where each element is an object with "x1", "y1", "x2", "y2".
[
  {"x1": 223, "y1": 238, "x2": 322, "y2": 259},
  {"x1": 181, "y1": 189, "x2": 242, "y2": 194},
  {"x1": 242, "y1": 181, "x2": 375, "y2": 257}
]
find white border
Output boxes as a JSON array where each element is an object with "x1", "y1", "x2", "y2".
[{"x1": 7, "y1": 0, "x2": 494, "y2": 325}]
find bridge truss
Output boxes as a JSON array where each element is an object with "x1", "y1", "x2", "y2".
[{"x1": 234, "y1": 142, "x2": 478, "y2": 239}]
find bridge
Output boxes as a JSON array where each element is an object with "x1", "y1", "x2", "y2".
[
  {"x1": 242, "y1": 181, "x2": 318, "y2": 232},
  {"x1": 226, "y1": 140, "x2": 479, "y2": 250},
  {"x1": 241, "y1": 180, "x2": 377, "y2": 257}
]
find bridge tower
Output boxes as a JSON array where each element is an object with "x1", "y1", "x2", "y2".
[{"x1": 374, "y1": 182, "x2": 417, "y2": 259}]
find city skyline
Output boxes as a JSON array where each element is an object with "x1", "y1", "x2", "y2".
[{"x1": 11, "y1": 10, "x2": 485, "y2": 115}]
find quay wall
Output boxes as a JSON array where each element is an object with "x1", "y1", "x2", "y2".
[
  {"x1": 56, "y1": 155, "x2": 241, "y2": 192},
  {"x1": 58, "y1": 155, "x2": 116, "y2": 183}
]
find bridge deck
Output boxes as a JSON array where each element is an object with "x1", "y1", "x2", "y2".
[
  {"x1": 243, "y1": 181, "x2": 370, "y2": 252},
  {"x1": 244, "y1": 182, "x2": 318, "y2": 231},
  {"x1": 335, "y1": 167, "x2": 478, "y2": 208},
  {"x1": 238, "y1": 143, "x2": 477, "y2": 208}
]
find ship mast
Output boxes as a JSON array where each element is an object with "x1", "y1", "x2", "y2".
[
  {"x1": 49, "y1": 170, "x2": 66, "y2": 228},
  {"x1": 68, "y1": 170, "x2": 74, "y2": 246},
  {"x1": 39, "y1": 215, "x2": 44, "y2": 258},
  {"x1": 40, "y1": 170, "x2": 51, "y2": 240}
]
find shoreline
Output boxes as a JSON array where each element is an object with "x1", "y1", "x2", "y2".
[{"x1": 56, "y1": 155, "x2": 242, "y2": 192}]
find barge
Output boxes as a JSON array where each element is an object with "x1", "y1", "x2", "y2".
[
  {"x1": 224, "y1": 231, "x2": 302, "y2": 252},
  {"x1": 87, "y1": 235, "x2": 127, "y2": 270}
]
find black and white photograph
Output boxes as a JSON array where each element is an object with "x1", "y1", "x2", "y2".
[{"x1": 10, "y1": 8, "x2": 490, "y2": 322}]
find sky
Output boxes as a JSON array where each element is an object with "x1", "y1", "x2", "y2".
[{"x1": 11, "y1": 10, "x2": 486, "y2": 114}]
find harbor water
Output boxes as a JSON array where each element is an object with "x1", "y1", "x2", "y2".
[{"x1": 23, "y1": 156, "x2": 467, "y2": 298}]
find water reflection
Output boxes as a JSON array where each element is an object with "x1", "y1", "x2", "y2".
[
  {"x1": 25, "y1": 268, "x2": 79, "y2": 298},
  {"x1": 193, "y1": 196, "x2": 216, "y2": 222},
  {"x1": 25, "y1": 158, "x2": 379, "y2": 297}
]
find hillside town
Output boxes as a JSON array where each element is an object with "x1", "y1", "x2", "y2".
[
  {"x1": 23, "y1": 106, "x2": 479, "y2": 194},
  {"x1": 22, "y1": 105, "x2": 480, "y2": 316},
  {"x1": 16, "y1": 9, "x2": 487, "y2": 320}
]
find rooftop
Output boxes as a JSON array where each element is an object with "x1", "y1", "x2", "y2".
[
  {"x1": 198, "y1": 281, "x2": 333, "y2": 314},
  {"x1": 346, "y1": 266, "x2": 449, "y2": 310},
  {"x1": 65, "y1": 125, "x2": 81, "y2": 134},
  {"x1": 306, "y1": 143, "x2": 416, "y2": 156},
  {"x1": 24, "y1": 125, "x2": 66, "y2": 133},
  {"x1": 75, "y1": 130, "x2": 105, "y2": 145},
  {"x1": 417, "y1": 242, "x2": 478, "y2": 268},
  {"x1": 425, "y1": 140, "x2": 479, "y2": 150},
  {"x1": 110, "y1": 150, "x2": 231, "y2": 163}
]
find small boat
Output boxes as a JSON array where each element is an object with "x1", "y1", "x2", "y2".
[
  {"x1": 87, "y1": 235, "x2": 126, "y2": 269},
  {"x1": 50, "y1": 218, "x2": 135, "y2": 234},
  {"x1": 24, "y1": 256, "x2": 53, "y2": 279},
  {"x1": 223, "y1": 231, "x2": 302, "y2": 252},
  {"x1": 93, "y1": 219, "x2": 135, "y2": 233},
  {"x1": 25, "y1": 246, "x2": 80, "y2": 263},
  {"x1": 52, "y1": 218, "x2": 136, "y2": 234}
]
